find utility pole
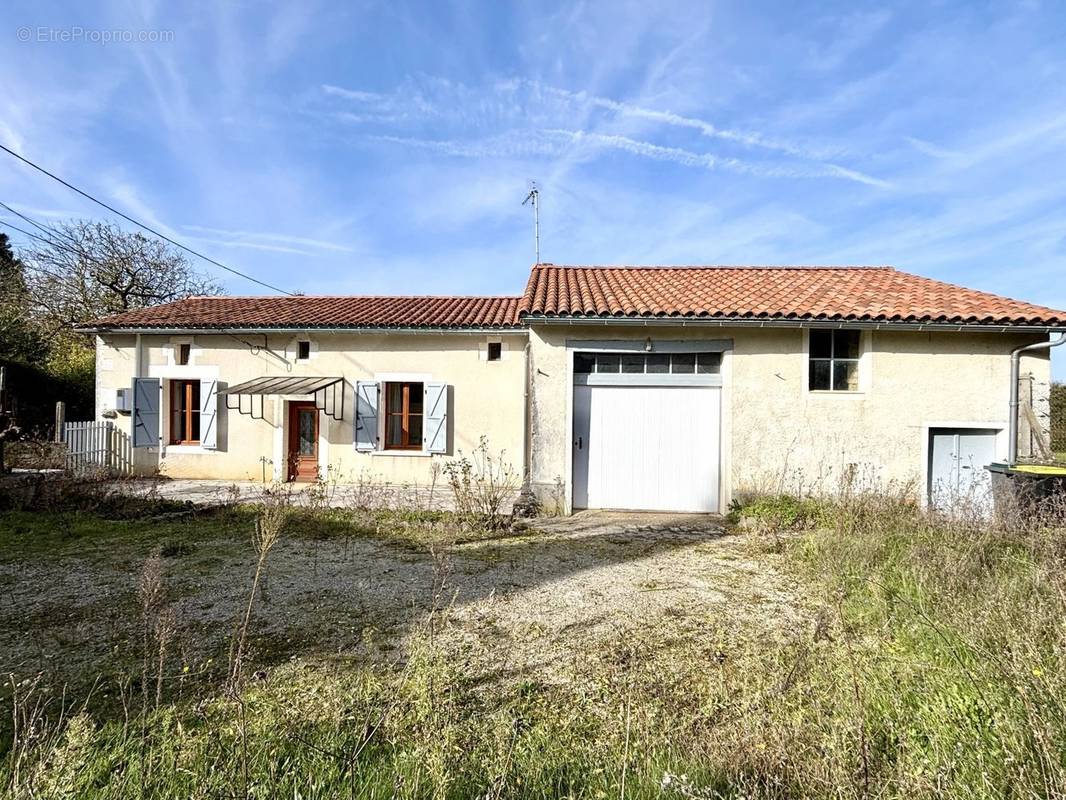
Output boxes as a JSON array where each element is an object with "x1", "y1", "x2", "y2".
[{"x1": 522, "y1": 182, "x2": 540, "y2": 264}]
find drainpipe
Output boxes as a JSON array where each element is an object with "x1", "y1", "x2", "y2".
[
  {"x1": 522, "y1": 338, "x2": 532, "y2": 482},
  {"x1": 1008, "y1": 333, "x2": 1065, "y2": 465},
  {"x1": 513, "y1": 337, "x2": 539, "y2": 516}
]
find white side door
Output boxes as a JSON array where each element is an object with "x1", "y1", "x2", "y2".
[
  {"x1": 929, "y1": 428, "x2": 998, "y2": 514},
  {"x1": 572, "y1": 385, "x2": 592, "y2": 508}
]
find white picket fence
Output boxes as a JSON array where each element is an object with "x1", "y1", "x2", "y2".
[{"x1": 63, "y1": 421, "x2": 133, "y2": 475}]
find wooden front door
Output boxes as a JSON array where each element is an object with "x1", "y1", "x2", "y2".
[{"x1": 287, "y1": 402, "x2": 319, "y2": 482}]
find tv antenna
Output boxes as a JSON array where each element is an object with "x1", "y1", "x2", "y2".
[{"x1": 522, "y1": 181, "x2": 540, "y2": 264}]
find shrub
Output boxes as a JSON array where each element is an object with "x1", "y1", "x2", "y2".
[{"x1": 442, "y1": 436, "x2": 519, "y2": 529}]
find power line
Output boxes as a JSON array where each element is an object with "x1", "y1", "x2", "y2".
[
  {"x1": 0, "y1": 201, "x2": 77, "y2": 248},
  {"x1": 0, "y1": 219, "x2": 94, "y2": 284},
  {"x1": 0, "y1": 143, "x2": 294, "y2": 295}
]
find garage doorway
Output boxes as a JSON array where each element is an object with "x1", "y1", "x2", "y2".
[{"x1": 571, "y1": 349, "x2": 723, "y2": 513}]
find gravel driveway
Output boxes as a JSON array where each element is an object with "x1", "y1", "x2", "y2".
[{"x1": 1, "y1": 509, "x2": 810, "y2": 689}]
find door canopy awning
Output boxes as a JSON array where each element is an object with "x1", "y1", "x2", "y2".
[{"x1": 220, "y1": 376, "x2": 345, "y2": 421}]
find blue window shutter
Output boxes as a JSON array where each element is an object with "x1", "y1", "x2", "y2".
[
  {"x1": 200, "y1": 379, "x2": 218, "y2": 449},
  {"x1": 355, "y1": 381, "x2": 380, "y2": 451},
  {"x1": 132, "y1": 378, "x2": 160, "y2": 448},
  {"x1": 424, "y1": 382, "x2": 448, "y2": 454}
]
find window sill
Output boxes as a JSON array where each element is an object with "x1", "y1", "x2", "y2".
[
  {"x1": 164, "y1": 444, "x2": 214, "y2": 454},
  {"x1": 369, "y1": 449, "x2": 433, "y2": 458},
  {"x1": 807, "y1": 390, "x2": 865, "y2": 396}
]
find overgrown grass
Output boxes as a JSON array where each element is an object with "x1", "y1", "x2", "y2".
[{"x1": 3, "y1": 490, "x2": 1066, "y2": 798}]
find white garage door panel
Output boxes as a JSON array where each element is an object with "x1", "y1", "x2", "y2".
[{"x1": 574, "y1": 385, "x2": 720, "y2": 513}]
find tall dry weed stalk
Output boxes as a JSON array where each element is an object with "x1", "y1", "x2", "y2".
[
  {"x1": 229, "y1": 488, "x2": 291, "y2": 688},
  {"x1": 137, "y1": 552, "x2": 175, "y2": 711}
]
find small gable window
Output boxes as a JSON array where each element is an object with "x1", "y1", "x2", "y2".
[
  {"x1": 176, "y1": 343, "x2": 191, "y2": 366},
  {"x1": 809, "y1": 330, "x2": 860, "y2": 391},
  {"x1": 297, "y1": 341, "x2": 311, "y2": 361},
  {"x1": 487, "y1": 342, "x2": 502, "y2": 361}
]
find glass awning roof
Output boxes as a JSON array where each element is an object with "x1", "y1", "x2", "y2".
[
  {"x1": 220, "y1": 376, "x2": 344, "y2": 396},
  {"x1": 220, "y1": 376, "x2": 346, "y2": 420}
]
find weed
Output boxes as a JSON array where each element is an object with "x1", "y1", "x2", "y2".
[{"x1": 443, "y1": 436, "x2": 519, "y2": 529}]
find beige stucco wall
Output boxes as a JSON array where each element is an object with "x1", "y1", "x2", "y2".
[
  {"x1": 94, "y1": 332, "x2": 527, "y2": 484},
  {"x1": 94, "y1": 325, "x2": 1052, "y2": 511},
  {"x1": 527, "y1": 324, "x2": 1051, "y2": 510}
]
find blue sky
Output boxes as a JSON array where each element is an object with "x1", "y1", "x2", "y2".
[{"x1": 2, "y1": 1, "x2": 1065, "y2": 376}]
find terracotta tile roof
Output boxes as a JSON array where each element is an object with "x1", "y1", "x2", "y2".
[
  {"x1": 87, "y1": 295, "x2": 524, "y2": 330},
  {"x1": 521, "y1": 265, "x2": 1066, "y2": 326},
  {"x1": 85, "y1": 265, "x2": 1065, "y2": 331}
]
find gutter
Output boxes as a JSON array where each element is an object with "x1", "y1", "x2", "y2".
[
  {"x1": 80, "y1": 319, "x2": 1066, "y2": 336},
  {"x1": 80, "y1": 326, "x2": 530, "y2": 336},
  {"x1": 1008, "y1": 333, "x2": 1066, "y2": 465},
  {"x1": 523, "y1": 316, "x2": 1066, "y2": 334}
]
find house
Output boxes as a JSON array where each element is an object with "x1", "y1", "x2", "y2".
[{"x1": 82, "y1": 264, "x2": 1066, "y2": 513}]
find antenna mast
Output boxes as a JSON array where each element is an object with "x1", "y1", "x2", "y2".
[{"x1": 522, "y1": 181, "x2": 540, "y2": 264}]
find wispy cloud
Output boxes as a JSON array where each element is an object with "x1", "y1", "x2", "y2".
[
  {"x1": 182, "y1": 225, "x2": 354, "y2": 253},
  {"x1": 372, "y1": 127, "x2": 892, "y2": 187},
  {"x1": 530, "y1": 82, "x2": 841, "y2": 161},
  {"x1": 324, "y1": 77, "x2": 886, "y2": 186},
  {"x1": 904, "y1": 136, "x2": 962, "y2": 159}
]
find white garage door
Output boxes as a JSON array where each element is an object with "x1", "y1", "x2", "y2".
[{"x1": 573, "y1": 384, "x2": 721, "y2": 513}]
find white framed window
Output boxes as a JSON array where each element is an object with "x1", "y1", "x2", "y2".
[
  {"x1": 573, "y1": 351, "x2": 722, "y2": 375},
  {"x1": 808, "y1": 330, "x2": 861, "y2": 392}
]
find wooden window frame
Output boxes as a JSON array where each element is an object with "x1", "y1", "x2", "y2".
[
  {"x1": 384, "y1": 381, "x2": 424, "y2": 451},
  {"x1": 169, "y1": 379, "x2": 201, "y2": 445},
  {"x1": 809, "y1": 330, "x2": 861, "y2": 392}
]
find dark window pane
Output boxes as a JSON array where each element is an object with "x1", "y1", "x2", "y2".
[
  {"x1": 834, "y1": 330, "x2": 861, "y2": 359},
  {"x1": 298, "y1": 410, "x2": 315, "y2": 455},
  {"x1": 177, "y1": 344, "x2": 190, "y2": 365},
  {"x1": 408, "y1": 414, "x2": 423, "y2": 445},
  {"x1": 621, "y1": 354, "x2": 645, "y2": 373},
  {"x1": 671, "y1": 353, "x2": 695, "y2": 374},
  {"x1": 833, "y1": 361, "x2": 859, "y2": 391},
  {"x1": 596, "y1": 353, "x2": 620, "y2": 373},
  {"x1": 696, "y1": 352, "x2": 721, "y2": 374},
  {"x1": 297, "y1": 341, "x2": 310, "y2": 360},
  {"x1": 646, "y1": 354, "x2": 670, "y2": 373},
  {"x1": 408, "y1": 383, "x2": 424, "y2": 414},
  {"x1": 487, "y1": 342, "x2": 502, "y2": 361},
  {"x1": 574, "y1": 353, "x2": 595, "y2": 374},
  {"x1": 809, "y1": 330, "x2": 832, "y2": 358},
  {"x1": 386, "y1": 415, "x2": 402, "y2": 446},
  {"x1": 810, "y1": 359, "x2": 831, "y2": 390},
  {"x1": 386, "y1": 382, "x2": 403, "y2": 411}
]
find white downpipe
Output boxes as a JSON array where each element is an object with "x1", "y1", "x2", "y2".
[{"x1": 1008, "y1": 333, "x2": 1066, "y2": 465}]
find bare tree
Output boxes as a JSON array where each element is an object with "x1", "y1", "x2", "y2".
[{"x1": 21, "y1": 220, "x2": 221, "y2": 339}]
